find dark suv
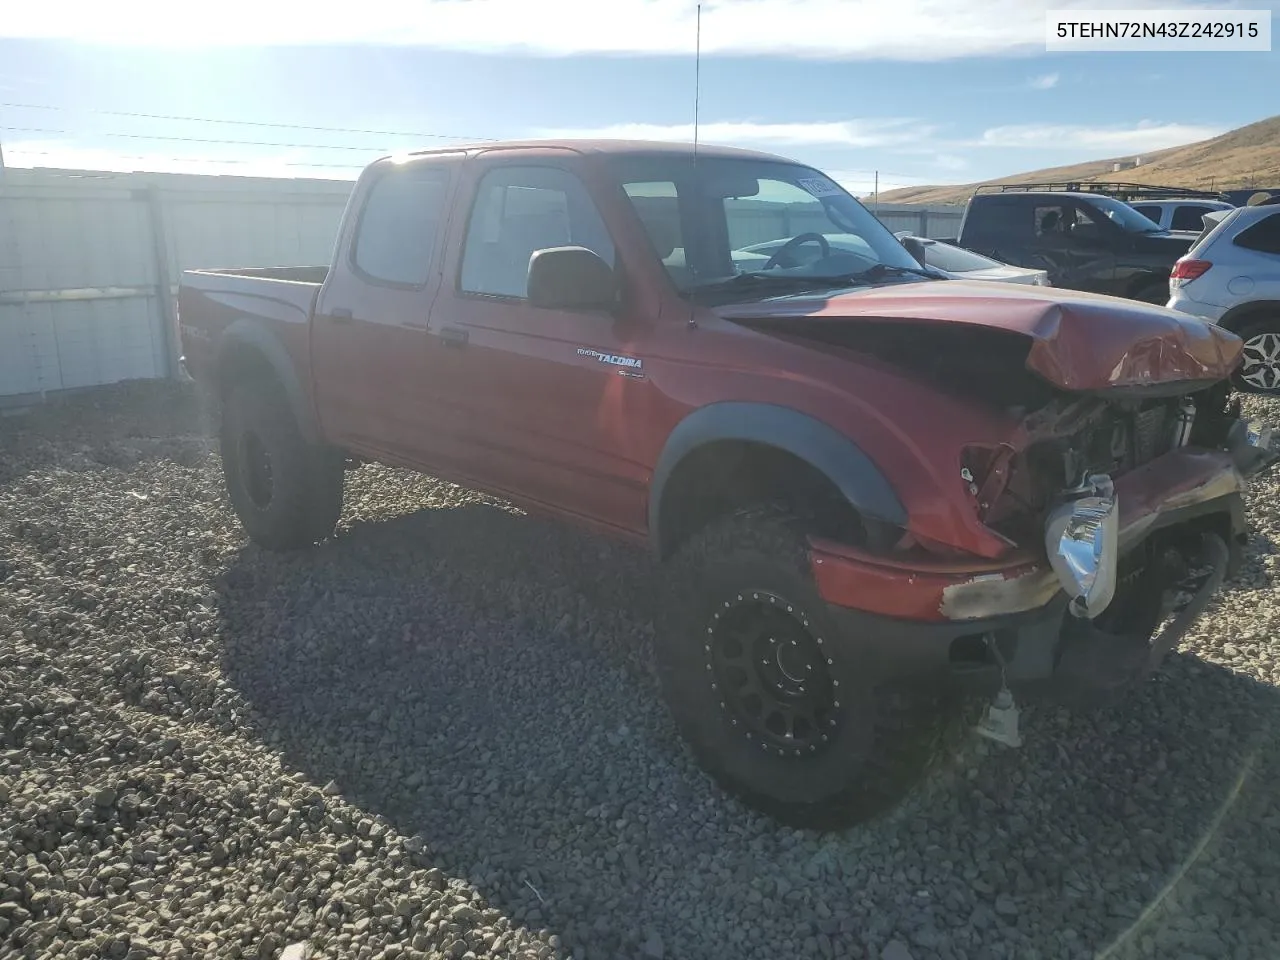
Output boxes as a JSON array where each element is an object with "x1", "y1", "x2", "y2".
[{"x1": 953, "y1": 186, "x2": 1200, "y2": 303}]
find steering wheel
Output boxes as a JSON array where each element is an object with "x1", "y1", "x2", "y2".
[{"x1": 762, "y1": 232, "x2": 830, "y2": 270}]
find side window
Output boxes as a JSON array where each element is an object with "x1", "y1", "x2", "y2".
[
  {"x1": 966, "y1": 199, "x2": 1025, "y2": 238},
  {"x1": 460, "y1": 166, "x2": 615, "y2": 299},
  {"x1": 1171, "y1": 205, "x2": 1209, "y2": 232},
  {"x1": 623, "y1": 181, "x2": 685, "y2": 265},
  {"x1": 1034, "y1": 205, "x2": 1067, "y2": 236},
  {"x1": 1072, "y1": 202, "x2": 1104, "y2": 228},
  {"x1": 1131, "y1": 204, "x2": 1162, "y2": 224},
  {"x1": 353, "y1": 164, "x2": 451, "y2": 286},
  {"x1": 1233, "y1": 213, "x2": 1280, "y2": 255}
]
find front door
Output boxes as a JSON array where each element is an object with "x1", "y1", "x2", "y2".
[
  {"x1": 424, "y1": 159, "x2": 653, "y2": 534},
  {"x1": 1029, "y1": 200, "x2": 1117, "y2": 293}
]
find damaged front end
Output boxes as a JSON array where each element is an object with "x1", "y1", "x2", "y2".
[
  {"x1": 726, "y1": 286, "x2": 1277, "y2": 731},
  {"x1": 809, "y1": 378, "x2": 1278, "y2": 722},
  {"x1": 954, "y1": 381, "x2": 1277, "y2": 707}
]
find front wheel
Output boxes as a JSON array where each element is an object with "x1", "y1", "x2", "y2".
[
  {"x1": 655, "y1": 504, "x2": 958, "y2": 830},
  {"x1": 1232, "y1": 317, "x2": 1280, "y2": 394},
  {"x1": 219, "y1": 378, "x2": 344, "y2": 550}
]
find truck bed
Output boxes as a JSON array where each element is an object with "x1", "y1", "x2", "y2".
[
  {"x1": 195, "y1": 265, "x2": 330, "y2": 284},
  {"x1": 177, "y1": 266, "x2": 327, "y2": 392}
]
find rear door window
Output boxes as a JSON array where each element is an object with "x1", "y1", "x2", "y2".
[
  {"x1": 1033, "y1": 205, "x2": 1068, "y2": 237},
  {"x1": 353, "y1": 164, "x2": 452, "y2": 287},
  {"x1": 968, "y1": 199, "x2": 1027, "y2": 239},
  {"x1": 1232, "y1": 212, "x2": 1280, "y2": 255}
]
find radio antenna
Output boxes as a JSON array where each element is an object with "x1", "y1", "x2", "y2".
[
  {"x1": 693, "y1": 1, "x2": 702, "y2": 162},
  {"x1": 687, "y1": 1, "x2": 703, "y2": 326}
]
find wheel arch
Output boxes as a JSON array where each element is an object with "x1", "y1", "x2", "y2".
[
  {"x1": 214, "y1": 318, "x2": 319, "y2": 444},
  {"x1": 649, "y1": 402, "x2": 907, "y2": 560},
  {"x1": 1216, "y1": 300, "x2": 1280, "y2": 336}
]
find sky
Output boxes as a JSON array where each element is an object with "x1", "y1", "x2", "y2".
[{"x1": 1, "y1": 0, "x2": 1278, "y2": 196}]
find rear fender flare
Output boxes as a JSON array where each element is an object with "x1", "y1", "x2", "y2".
[
  {"x1": 649, "y1": 402, "x2": 907, "y2": 558},
  {"x1": 215, "y1": 318, "x2": 318, "y2": 444}
]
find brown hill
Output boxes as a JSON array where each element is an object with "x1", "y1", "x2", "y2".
[{"x1": 877, "y1": 114, "x2": 1280, "y2": 205}]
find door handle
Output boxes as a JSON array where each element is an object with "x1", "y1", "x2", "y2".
[
  {"x1": 329, "y1": 307, "x2": 354, "y2": 323},
  {"x1": 440, "y1": 326, "x2": 469, "y2": 347}
]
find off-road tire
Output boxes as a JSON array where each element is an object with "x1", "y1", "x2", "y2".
[
  {"x1": 1230, "y1": 316, "x2": 1280, "y2": 395},
  {"x1": 219, "y1": 378, "x2": 344, "y2": 550},
  {"x1": 655, "y1": 503, "x2": 959, "y2": 830}
]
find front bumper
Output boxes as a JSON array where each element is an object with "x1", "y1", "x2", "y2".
[{"x1": 808, "y1": 441, "x2": 1273, "y2": 704}]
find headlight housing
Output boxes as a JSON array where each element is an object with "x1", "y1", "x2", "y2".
[{"x1": 1043, "y1": 474, "x2": 1118, "y2": 619}]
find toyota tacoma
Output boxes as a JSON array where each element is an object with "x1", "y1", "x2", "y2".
[{"x1": 177, "y1": 140, "x2": 1277, "y2": 828}]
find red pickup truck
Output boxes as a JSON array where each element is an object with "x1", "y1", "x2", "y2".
[{"x1": 178, "y1": 139, "x2": 1276, "y2": 828}]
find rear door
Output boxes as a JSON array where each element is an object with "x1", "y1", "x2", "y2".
[
  {"x1": 422, "y1": 155, "x2": 654, "y2": 533},
  {"x1": 311, "y1": 154, "x2": 463, "y2": 459},
  {"x1": 1227, "y1": 210, "x2": 1280, "y2": 300}
]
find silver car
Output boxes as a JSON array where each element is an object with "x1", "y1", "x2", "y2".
[
  {"x1": 1166, "y1": 204, "x2": 1280, "y2": 393},
  {"x1": 893, "y1": 233, "x2": 1051, "y2": 286}
]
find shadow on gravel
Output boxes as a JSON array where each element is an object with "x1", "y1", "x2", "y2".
[{"x1": 216, "y1": 493, "x2": 1280, "y2": 960}]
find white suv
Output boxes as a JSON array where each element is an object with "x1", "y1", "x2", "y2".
[
  {"x1": 1167, "y1": 203, "x2": 1280, "y2": 393},
  {"x1": 1131, "y1": 198, "x2": 1235, "y2": 232}
]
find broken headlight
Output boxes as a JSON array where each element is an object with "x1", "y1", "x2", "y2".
[{"x1": 1043, "y1": 474, "x2": 1118, "y2": 619}]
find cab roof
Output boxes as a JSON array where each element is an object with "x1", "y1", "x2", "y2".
[{"x1": 401, "y1": 138, "x2": 793, "y2": 164}]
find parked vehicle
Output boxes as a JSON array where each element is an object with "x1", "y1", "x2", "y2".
[
  {"x1": 1221, "y1": 187, "x2": 1280, "y2": 206},
  {"x1": 178, "y1": 140, "x2": 1276, "y2": 828},
  {"x1": 950, "y1": 184, "x2": 1200, "y2": 303},
  {"x1": 730, "y1": 232, "x2": 950, "y2": 279},
  {"x1": 1129, "y1": 198, "x2": 1235, "y2": 232},
  {"x1": 890, "y1": 232, "x2": 1050, "y2": 285},
  {"x1": 1168, "y1": 204, "x2": 1280, "y2": 393}
]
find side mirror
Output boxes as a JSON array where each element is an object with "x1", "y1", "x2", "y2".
[
  {"x1": 900, "y1": 236, "x2": 929, "y2": 266},
  {"x1": 527, "y1": 246, "x2": 618, "y2": 311}
]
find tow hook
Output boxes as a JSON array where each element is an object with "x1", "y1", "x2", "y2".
[{"x1": 974, "y1": 634, "x2": 1022, "y2": 748}]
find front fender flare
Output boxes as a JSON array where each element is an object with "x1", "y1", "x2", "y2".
[{"x1": 649, "y1": 402, "x2": 907, "y2": 557}]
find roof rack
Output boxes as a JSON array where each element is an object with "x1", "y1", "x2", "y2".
[{"x1": 973, "y1": 181, "x2": 1228, "y2": 202}]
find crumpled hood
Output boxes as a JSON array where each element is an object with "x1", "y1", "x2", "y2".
[{"x1": 715, "y1": 279, "x2": 1243, "y2": 392}]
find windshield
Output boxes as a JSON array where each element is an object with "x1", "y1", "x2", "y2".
[
  {"x1": 915, "y1": 238, "x2": 1005, "y2": 272},
  {"x1": 1083, "y1": 195, "x2": 1164, "y2": 234},
  {"x1": 609, "y1": 156, "x2": 925, "y2": 297}
]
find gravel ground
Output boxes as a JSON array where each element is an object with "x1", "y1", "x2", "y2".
[{"x1": 2, "y1": 380, "x2": 1280, "y2": 960}]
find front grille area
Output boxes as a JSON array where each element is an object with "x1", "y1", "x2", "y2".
[
  {"x1": 1133, "y1": 404, "x2": 1170, "y2": 465},
  {"x1": 1073, "y1": 399, "x2": 1178, "y2": 480}
]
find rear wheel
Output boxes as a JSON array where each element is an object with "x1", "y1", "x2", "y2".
[
  {"x1": 219, "y1": 378, "x2": 344, "y2": 550},
  {"x1": 1232, "y1": 316, "x2": 1280, "y2": 394},
  {"x1": 655, "y1": 504, "x2": 958, "y2": 830}
]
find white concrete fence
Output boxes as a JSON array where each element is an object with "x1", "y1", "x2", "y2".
[{"x1": 0, "y1": 167, "x2": 964, "y2": 405}]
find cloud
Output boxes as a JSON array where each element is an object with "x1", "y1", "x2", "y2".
[
  {"x1": 0, "y1": 0, "x2": 1219, "y2": 61},
  {"x1": 974, "y1": 121, "x2": 1223, "y2": 153},
  {"x1": 0, "y1": 139, "x2": 358, "y2": 179},
  {"x1": 534, "y1": 119, "x2": 933, "y2": 149},
  {"x1": 1028, "y1": 72, "x2": 1059, "y2": 89},
  {"x1": 932, "y1": 153, "x2": 969, "y2": 171}
]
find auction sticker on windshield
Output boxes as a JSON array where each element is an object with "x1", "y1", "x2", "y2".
[{"x1": 797, "y1": 177, "x2": 842, "y2": 198}]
